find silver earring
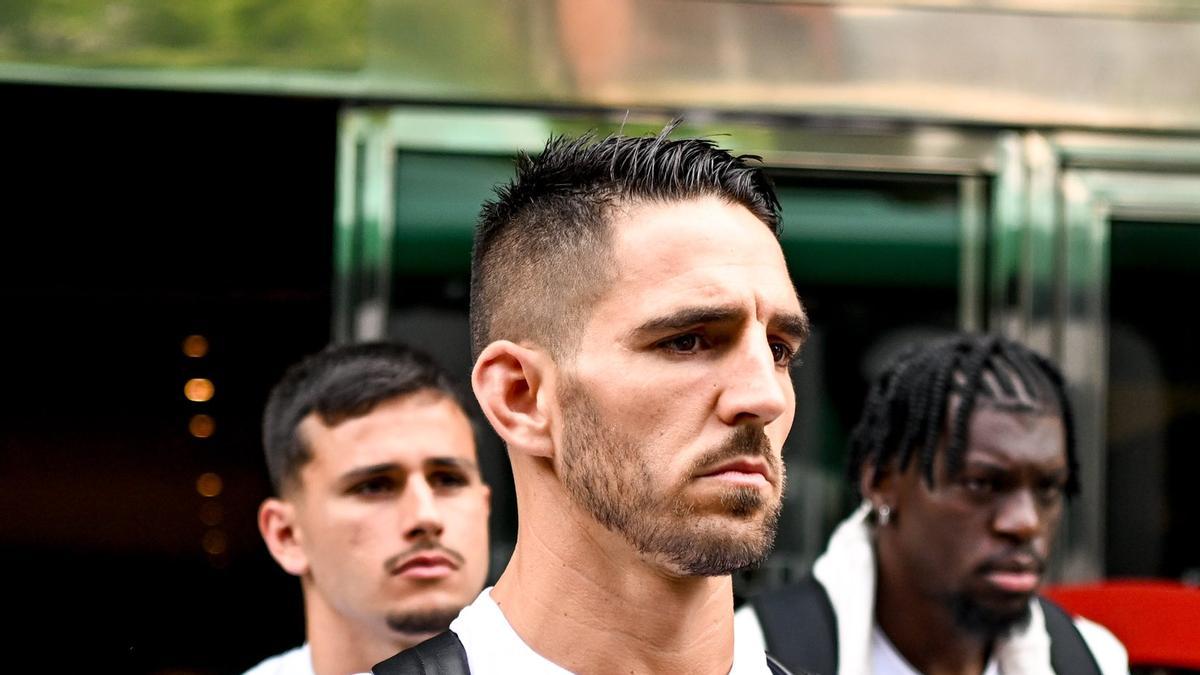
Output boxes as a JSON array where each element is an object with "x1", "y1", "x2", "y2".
[{"x1": 877, "y1": 504, "x2": 892, "y2": 526}]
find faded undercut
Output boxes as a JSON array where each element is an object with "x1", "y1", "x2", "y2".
[{"x1": 469, "y1": 120, "x2": 783, "y2": 361}]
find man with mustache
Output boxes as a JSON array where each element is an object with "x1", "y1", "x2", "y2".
[
  {"x1": 375, "y1": 124, "x2": 807, "y2": 673},
  {"x1": 742, "y1": 334, "x2": 1127, "y2": 675},
  {"x1": 246, "y1": 342, "x2": 491, "y2": 675}
]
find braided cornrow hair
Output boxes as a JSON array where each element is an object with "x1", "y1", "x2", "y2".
[{"x1": 847, "y1": 333, "x2": 1079, "y2": 500}]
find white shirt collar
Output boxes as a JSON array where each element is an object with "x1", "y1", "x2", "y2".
[{"x1": 450, "y1": 587, "x2": 772, "y2": 674}]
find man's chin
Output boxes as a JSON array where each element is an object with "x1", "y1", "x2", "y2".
[
  {"x1": 648, "y1": 507, "x2": 781, "y2": 576},
  {"x1": 685, "y1": 482, "x2": 778, "y2": 519},
  {"x1": 385, "y1": 606, "x2": 462, "y2": 636},
  {"x1": 950, "y1": 591, "x2": 1034, "y2": 638}
]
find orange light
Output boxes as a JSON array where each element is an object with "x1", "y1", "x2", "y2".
[
  {"x1": 182, "y1": 334, "x2": 209, "y2": 358},
  {"x1": 184, "y1": 378, "x2": 214, "y2": 402},
  {"x1": 202, "y1": 529, "x2": 227, "y2": 555},
  {"x1": 189, "y1": 414, "x2": 215, "y2": 438},
  {"x1": 196, "y1": 472, "x2": 223, "y2": 497}
]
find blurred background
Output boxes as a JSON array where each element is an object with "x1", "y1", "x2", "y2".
[{"x1": 3, "y1": 1, "x2": 1200, "y2": 672}]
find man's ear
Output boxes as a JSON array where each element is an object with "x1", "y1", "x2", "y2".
[
  {"x1": 258, "y1": 497, "x2": 309, "y2": 577},
  {"x1": 472, "y1": 340, "x2": 556, "y2": 459},
  {"x1": 860, "y1": 460, "x2": 897, "y2": 510}
]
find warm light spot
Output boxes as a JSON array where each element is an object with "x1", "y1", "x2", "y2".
[
  {"x1": 189, "y1": 414, "x2": 216, "y2": 438},
  {"x1": 184, "y1": 378, "x2": 214, "y2": 402},
  {"x1": 182, "y1": 334, "x2": 209, "y2": 358},
  {"x1": 196, "y1": 472, "x2": 223, "y2": 497},
  {"x1": 202, "y1": 529, "x2": 227, "y2": 555},
  {"x1": 199, "y1": 501, "x2": 224, "y2": 526}
]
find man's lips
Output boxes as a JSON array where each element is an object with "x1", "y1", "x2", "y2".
[
  {"x1": 697, "y1": 457, "x2": 772, "y2": 487},
  {"x1": 391, "y1": 553, "x2": 459, "y2": 580},
  {"x1": 984, "y1": 570, "x2": 1040, "y2": 594},
  {"x1": 980, "y1": 556, "x2": 1044, "y2": 594}
]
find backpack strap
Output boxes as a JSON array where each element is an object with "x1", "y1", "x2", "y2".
[
  {"x1": 372, "y1": 630, "x2": 471, "y2": 675},
  {"x1": 751, "y1": 575, "x2": 838, "y2": 675},
  {"x1": 1038, "y1": 597, "x2": 1102, "y2": 675}
]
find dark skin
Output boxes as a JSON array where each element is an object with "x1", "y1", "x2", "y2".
[{"x1": 864, "y1": 406, "x2": 1070, "y2": 675}]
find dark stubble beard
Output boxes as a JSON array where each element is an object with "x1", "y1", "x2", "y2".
[
  {"x1": 946, "y1": 592, "x2": 1033, "y2": 640},
  {"x1": 557, "y1": 380, "x2": 785, "y2": 576},
  {"x1": 385, "y1": 608, "x2": 462, "y2": 636},
  {"x1": 944, "y1": 550, "x2": 1043, "y2": 639}
]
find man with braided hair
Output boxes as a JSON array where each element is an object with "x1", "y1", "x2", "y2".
[{"x1": 740, "y1": 333, "x2": 1127, "y2": 675}]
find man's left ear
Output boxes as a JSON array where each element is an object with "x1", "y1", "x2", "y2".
[{"x1": 861, "y1": 461, "x2": 898, "y2": 514}]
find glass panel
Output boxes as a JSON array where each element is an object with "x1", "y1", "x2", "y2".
[{"x1": 1107, "y1": 219, "x2": 1200, "y2": 580}]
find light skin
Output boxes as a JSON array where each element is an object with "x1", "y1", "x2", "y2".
[
  {"x1": 865, "y1": 406, "x2": 1069, "y2": 675},
  {"x1": 258, "y1": 391, "x2": 491, "y2": 675},
  {"x1": 473, "y1": 196, "x2": 806, "y2": 674}
]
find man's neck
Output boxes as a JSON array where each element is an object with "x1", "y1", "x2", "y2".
[
  {"x1": 874, "y1": 582, "x2": 990, "y2": 675},
  {"x1": 304, "y1": 591, "x2": 420, "y2": 675},
  {"x1": 491, "y1": 509, "x2": 738, "y2": 675}
]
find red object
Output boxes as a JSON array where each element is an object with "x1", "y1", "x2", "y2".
[{"x1": 1044, "y1": 579, "x2": 1200, "y2": 669}]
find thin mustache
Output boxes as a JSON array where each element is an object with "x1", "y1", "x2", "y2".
[
  {"x1": 383, "y1": 539, "x2": 466, "y2": 574},
  {"x1": 688, "y1": 426, "x2": 778, "y2": 479}
]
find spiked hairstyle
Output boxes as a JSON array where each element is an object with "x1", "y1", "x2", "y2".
[
  {"x1": 469, "y1": 120, "x2": 782, "y2": 360},
  {"x1": 261, "y1": 342, "x2": 468, "y2": 494},
  {"x1": 848, "y1": 333, "x2": 1079, "y2": 500}
]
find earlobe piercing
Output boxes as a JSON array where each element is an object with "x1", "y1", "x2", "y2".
[{"x1": 876, "y1": 503, "x2": 892, "y2": 526}]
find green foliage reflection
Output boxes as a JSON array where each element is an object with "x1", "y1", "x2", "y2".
[{"x1": 0, "y1": 0, "x2": 366, "y2": 69}]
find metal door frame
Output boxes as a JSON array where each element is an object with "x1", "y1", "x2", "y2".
[{"x1": 990, "y1": 131, "x2": 1200, "y2": 579}]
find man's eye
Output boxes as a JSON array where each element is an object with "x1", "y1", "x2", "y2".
[
  {"x1": 962, "y1": 476, "x2": 995, "y2": 495},
  {"x1": 1036, "y1": 481, "x2": 1066, "y2": 504},
  {"x1": 429, "y1": 472, "x2": 469, "y2": 489},
  {"x1": 350, "y1": 477, "x2": 395, "y2": 496},
  {"x1": 770, "y1": 341, "x2": 797, "y2": 367},
  {"x1": 659, "y1": 334, "x2": 703, "y2": 354}
]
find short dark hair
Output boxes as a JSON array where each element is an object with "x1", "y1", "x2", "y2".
[
  {"x1": 262, "y1": 342, "x2": 466, "y2": 494},
  {"x1": 847, "y1": 333, "x2": 1079, "y2": 500},
  {"x1": 469, "y1": 120, "x2": 782, "y2": 360}
]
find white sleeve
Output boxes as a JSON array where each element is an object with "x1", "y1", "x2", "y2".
[{"x1": 1073, "y1": 616, "x2": 1130, "y2": 675}]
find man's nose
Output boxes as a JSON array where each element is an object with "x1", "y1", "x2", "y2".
[
  {"x1": 715, "y1": 332, "x2": 789, "y2": 427},
  {"x1": 401, "y1": 478, "x2": 445, "y2": 541},
  {"x1": 993, "y1": 488, "x2": 1041, "y2": 542}
]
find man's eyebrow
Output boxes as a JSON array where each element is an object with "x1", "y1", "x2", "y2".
[
  {"x1": 629, "y1": 305, "x2": 810, "y2": 343},
  {"x1": 338, "y1": 457, "x2": 480, "y2": 484},
  {"x1": 338, "y1": 462, "x2": 400, "y2": 485},
  {"x1": 426, "y1": 457, "x2": 480, "y2": 474},
  {"x1": 773, "y1": 311, "x2": 810, "y2": 344},
  {"x1": 961, "y1": 457, "x2": 1068, "y2": 475},
  {"x1": 629, "y1": 306, "x2": 744, "y2": 337}
]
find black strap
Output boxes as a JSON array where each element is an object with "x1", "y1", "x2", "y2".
[
  {"x1": 1039, "y1": 597, "x2": 1103, "y2": 675},
  {"x1": 372, "y1": 630, "x2": 471, "y2": 675},
  {"x1": 751, "y1": 575, "x2": 838, "y2": 675}
]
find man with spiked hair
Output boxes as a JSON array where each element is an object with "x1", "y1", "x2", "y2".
[
  {"x1": 375, "y1": 123, "x2": 808, "y2": 673},
  {"x1": 742, "y1": 333, "x2": 1127, "y2": 675}
]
